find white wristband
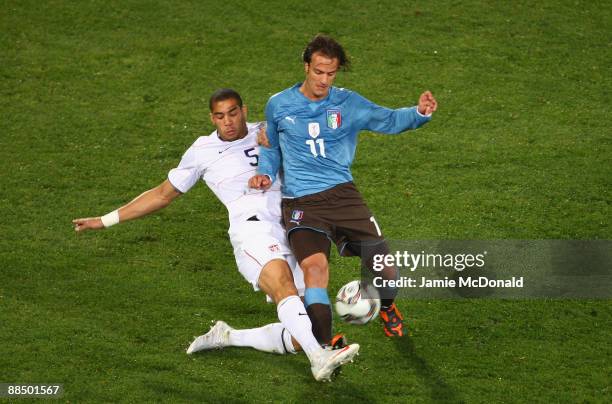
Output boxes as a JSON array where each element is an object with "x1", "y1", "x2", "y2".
[{"x1": 101, "y1": 210, "x2": 120, "y2": 228}]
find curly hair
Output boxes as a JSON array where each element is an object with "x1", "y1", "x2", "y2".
[{"x1": 302, "y1": 34, "x2": 350, "y2": 70}]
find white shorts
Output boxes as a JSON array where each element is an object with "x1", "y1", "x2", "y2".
[{"x1": 229, "y1": 220, "x2": 305, "y2": 297}]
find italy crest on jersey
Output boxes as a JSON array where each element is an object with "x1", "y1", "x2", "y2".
[{"x1": 326, "y1": 109, "x2": 341, "y2": 129}]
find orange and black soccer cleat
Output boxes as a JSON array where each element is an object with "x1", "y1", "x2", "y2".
[
  {"x1": 330, "y1": 333, "x2": 348, "y2": 350},
  {"x1": 380, "y1": 304, "x2": 404, "y2": 337}
]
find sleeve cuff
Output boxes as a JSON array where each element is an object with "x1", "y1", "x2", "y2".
[
  {"x1": 256, "y1": 168, "x2": 276, "y2": 183},
  {"x1": 263, "y1": 173, "x2": 276, "y2": 183},
  {"x1": 416, "y1": 108, "x2": 432, "y2": 118}
]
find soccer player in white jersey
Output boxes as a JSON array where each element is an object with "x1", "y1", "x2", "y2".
[{"x1": 72, "y1": 89, "x2": 358, "y2": 381}]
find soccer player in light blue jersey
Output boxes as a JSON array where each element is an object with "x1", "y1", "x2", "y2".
[{"x1": 250, "y1": 35, "x2": 437, "y2": 343}]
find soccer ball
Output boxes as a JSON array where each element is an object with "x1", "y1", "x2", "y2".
[{"x1": 335, "y1": 280, "x2": 381, "y2": 325}]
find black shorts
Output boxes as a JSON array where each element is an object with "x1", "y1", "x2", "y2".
[{"x1": 281, "y1": 182, "x2": 387, "y2": 262}]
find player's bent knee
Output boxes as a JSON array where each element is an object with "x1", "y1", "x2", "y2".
[
  {"x1": 258, "y1": 258, "x2": 299, "y2": 303},
  {"x1": 300, "y1": 253, "x2": 329, "y2": 287},
  {"x1": 300, "y1": 253, "x2": 329, "y2": 272}
]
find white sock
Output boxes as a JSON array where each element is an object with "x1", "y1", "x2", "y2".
[
  {"x1": 281, "y1": 327, "x2": 297, "y2": 354},
  {"x1": 277, "y1": 295, "x2": 323, "y2": 361},
  {"x1": 228, "y1": 323, "x2": 286, "y2": 354}
]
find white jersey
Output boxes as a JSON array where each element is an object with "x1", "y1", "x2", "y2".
[
  {"x1": 168, "y1": 122, "x2": 302, "y2": 294},
  {"x1": 168, "y1": 122, "x2": 283, "y2": 226}
]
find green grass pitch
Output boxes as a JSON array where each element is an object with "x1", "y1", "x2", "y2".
[{"x1": 1, "y1": 0, "x2": 610, "y2": 402}]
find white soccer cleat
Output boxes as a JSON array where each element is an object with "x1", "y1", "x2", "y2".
[
  {"x1": 186, "y1": 321, "x2": 233, "y2": 354},
  {"x1": 310, "y1": 343, "x2": 360, "y2": 382}
]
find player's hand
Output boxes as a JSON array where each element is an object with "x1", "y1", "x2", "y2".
[
  {"x1": 248, "y1": 174, "x2": 272, "y2": 190},
  {"x1": 417, "y1": 91, "x2": 438, "y2": 116},
  {"x1": 257, "y1": 124, "x2": 270, "y2": 148},
  {"x1": 72, "y1": 217, "x2": 104, "y2": 232}
]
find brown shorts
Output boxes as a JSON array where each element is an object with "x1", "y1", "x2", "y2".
[{"x1": 281, "y1": 182, "x2": 387, "y2": 262}]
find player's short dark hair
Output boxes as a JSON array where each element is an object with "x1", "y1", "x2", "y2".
[
  {"x1": 302, "y1": 34, "x2": 350, "y2": 70},
  {"x1": 209, "y1": 88, "x2": 243, "y2": 111}
]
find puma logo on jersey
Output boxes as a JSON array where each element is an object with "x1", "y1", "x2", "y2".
[{"x1": 285, "y1": 116, "x2": 296, "y2": 124}]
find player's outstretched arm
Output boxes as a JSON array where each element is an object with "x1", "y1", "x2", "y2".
[
  {"x1": 72, "y1": 179, "x2": 182, "y2": 232},
  {"x1": 357, "y1": 90, "x2": 438, "y2": 134}
]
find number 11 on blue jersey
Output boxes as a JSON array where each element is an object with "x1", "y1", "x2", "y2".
[{"x1": 306, "y1": 139, "x2": 326, "y2": 157}]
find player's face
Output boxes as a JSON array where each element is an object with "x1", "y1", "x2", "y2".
[
  {"x1": 301, "y1": 52, "x2": 339, "y2": 101},
  {"x1": 210, "y1": 99, "x2": 248, "y2": 142}
]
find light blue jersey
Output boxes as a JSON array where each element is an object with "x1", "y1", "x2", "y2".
[{"x1": 258, "y1": 83, "x2": 431, "y2": 198}]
